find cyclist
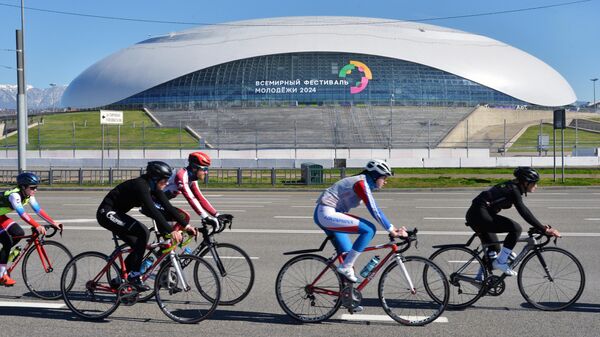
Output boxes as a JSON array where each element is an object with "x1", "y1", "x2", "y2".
[
  {"x1": 466, "y1": 167, "x2": 561, "y2": 276},
  {"x1": 314, "y1": 159, "x2": 406, "y2": 283},
  {"x1": 142, "y1": 151, "x2": 232, "y2": 232},
  {"x1": 0, "y1": 173, "x2": 63, "y2": 286},
  {"x1": 96, "y1": 161, "x2": 195, "y2": 291}
]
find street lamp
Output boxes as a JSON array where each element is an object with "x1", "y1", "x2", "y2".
[
  {"x1": 591, "y1": 78, "x2": 598, "y2": 112},
  {"x1": 49, "y1": 83, "x2": 56, "y2": 111}
]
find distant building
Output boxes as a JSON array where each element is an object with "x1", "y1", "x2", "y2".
[{"x1": 62, "y1": 16, "x2": 576, "y2": 110}]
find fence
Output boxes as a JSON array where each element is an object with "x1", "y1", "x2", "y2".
[{"x1": 0, "y1": 168, "x2": 358, "y2": 187}]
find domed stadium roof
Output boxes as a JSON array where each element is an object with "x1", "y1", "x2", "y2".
[{"x1": 62, "y1": 16, "x2": 576, "y2": 108}]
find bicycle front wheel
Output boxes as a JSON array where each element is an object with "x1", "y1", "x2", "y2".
[
  {"x1": 518, "y1": 247, "x2": 585, "y2": 311},
  {"x1": 275, "y1": 254, "x2": 342, "y2": 323},
  {"x1": 379, "y1": 255, "x2": 449, "y2": 326},
  {"x1": 155, "y1": 255, "x2": 220, "y2": 324},
  {"x1": 22, "y1": 240, "x2": 73, "y2": 300},
  {"x1": 61, "y1": 251, "x2": 121, "y2": 320},
  {"x1": 429, "y1": 246, "x2": 488, "y2": 309},
  {"x1": 199, "y1": 243, "x2": 255, "y2": 305}
]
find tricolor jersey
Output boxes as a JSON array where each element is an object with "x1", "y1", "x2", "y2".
[{"x1": 0, "y1": 188, "x2": 56, "y2": 229}]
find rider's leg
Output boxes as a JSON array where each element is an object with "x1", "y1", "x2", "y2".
[
  {"x1": 0, "y1": 222, "x2": 23, "y2": 286},
  {"x1": 489, "y1": 215, "x2": 522, "y2": 275}
]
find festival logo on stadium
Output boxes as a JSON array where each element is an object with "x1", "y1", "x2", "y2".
[{"x1": 338, "y1": 60, "x2": 372, "y2": 94}]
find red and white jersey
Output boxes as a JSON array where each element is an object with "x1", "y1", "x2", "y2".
[{"x1": 163, "y1": 168, "x2": 218, "y2": 218}]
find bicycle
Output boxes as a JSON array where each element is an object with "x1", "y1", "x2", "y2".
[
  {"x1": 60, "y1": 228, "x2": 221, "y2": 323},
  {"x1": 275, "y1": 229, "x2": 449, "y2": 326},
  {"x1": 2, "y1": 225, "x2": 72, "y2": 300},
  {"x1": 137, "y1": 216, "x2": 255, "y2": 305},
  {"x1": 428, "y1": 227, "x2": 585, "y2": 311}
]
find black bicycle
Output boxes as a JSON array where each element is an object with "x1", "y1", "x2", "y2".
[
  {"x1": 428, "y1": 227, "x2": 585, "y2": 311},
  {"x1": 139, "y1": 216, "x2": 254, "y2": 305}
]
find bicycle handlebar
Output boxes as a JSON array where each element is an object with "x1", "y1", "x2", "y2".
[
  {"x1": 389, "y1": 228, "x2": 418, "y2": 253},
  {"x1": 161, "y1": 231, "x2": 194, "y2": 254},
  {"x1": 527, "y1": 227, "x2": 555, "y2": 246},
  {"x1": 201, "y1": 215, "x2": 234, "y2": 235},
  {"x1": 32, "y1": 225, "x2": 59, "y2": 238}
]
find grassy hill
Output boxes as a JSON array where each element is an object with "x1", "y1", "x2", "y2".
[{"x1": 2, "y1": 110, "x2": 199, "y2": 150}]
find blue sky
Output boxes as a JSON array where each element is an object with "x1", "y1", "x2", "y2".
[{"x1": 0, "y1": 0, "x2": 598, "y2": 102}]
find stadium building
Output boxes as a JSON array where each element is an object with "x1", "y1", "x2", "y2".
[{"x1": 61, "y1": 16, "x2": 576, "y2": 150}]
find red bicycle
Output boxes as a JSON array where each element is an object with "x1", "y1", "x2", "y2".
[{"x1": 4, "y1": 225, "x2": 72, "y2": 299}]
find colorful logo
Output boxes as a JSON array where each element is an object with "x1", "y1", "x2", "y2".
[{"x1": 338, "y1": 60, "x2": 372, "y2": 94}]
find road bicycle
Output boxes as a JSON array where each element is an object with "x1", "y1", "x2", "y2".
[
  {"x1": 138, "y1": 216, "x2": 254, "y2": 305},
  {"x1": 2, "y1": 225, "x2": 72, "y2": 300},
  {"x1": 428, "y1": 227, "x2": 585, "y2": 311},
  {"x1": 275, "y1": 229, "x2": 449, "y2": 326},
  {"x1": 60, "y1": 228, "x2": 221, "y2": 324}
]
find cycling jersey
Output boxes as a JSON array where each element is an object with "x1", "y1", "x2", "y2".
[
  {"x1": 0, "y1": 188, "x2": 56, "y2": 230},
  {"x1": 99, "y1": 176, "x2": 187, "y2": 235},
  {"x1": 471, "y1": 180, "x2": 544, "y2": 230},
  {"x1": 317, "y1": 174, "x2": 392, "y2": 231},
  {"x1": 163, "y1": 168, "x2": 218, "y2": 218}
]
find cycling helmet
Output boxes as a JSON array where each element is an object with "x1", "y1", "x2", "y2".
[
  {"x1": 146, "y1": 161, "x2": 173, "y2": 180},
  {"x1": 188, "y1": 151, "x2": 211, "y2": 168},
  {"x1": 17, "y1": 172, "x2": 40, "y2": 186},
  {"x1": 365, "y1": 159, "x2": 393, "y2": 178},
  {"x1": 514, "y1": 167, "x2": 540, "y2": 184}
]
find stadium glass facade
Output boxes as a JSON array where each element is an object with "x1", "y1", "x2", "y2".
[{"x1": 111, "y1": 52, "x2": 526, "y2": 110}]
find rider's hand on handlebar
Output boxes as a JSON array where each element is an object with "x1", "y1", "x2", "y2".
[
  {"x1": 545, "y1": 226, "x2": 561, "y2": 238},
  {"x1": 389, "y1": 226, "x2": 408, "y2": 238},
  {"x1": 184, "y1": 224, "x2": 197, "y2": 237},
  {"x1": 35, "y1": 226, "x2": 47, "y2": 236},
  {"x1": 169, "y1": 230, "x2": 183, "y2": 244},
  {"x1": 53, "y1": 223, "x2": 64, "y2": 232},
  {"x1": 204, "y1": 216, "x2": 220, "y2": 230}
]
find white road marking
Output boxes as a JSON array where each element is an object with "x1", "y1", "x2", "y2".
[
  {"x1": 338, "y1": 314, "x2": 448, "y2": 323},
  {"x1": 423, "y1": 217, "x2": 464, "y2": 220},
  {"x1": 274, "y1": 216, "x2": 313, "y2": 219},
  {"x1": 416, "y1": 206, "x2": 468, "y2": 209},
  {"x1": 0, "y1": 301, "x2": 66, "y2": 309}
]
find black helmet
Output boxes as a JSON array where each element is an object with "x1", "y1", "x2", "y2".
[
  {"x1": 17, "y1": 172, "x2": 40, "y2": 186},
  {"x1": 146, "y1": 161, "x2": 173, "y2": 180},
  {"x1": 514, "y1": 167, "x2": 540, "y2": 184}
]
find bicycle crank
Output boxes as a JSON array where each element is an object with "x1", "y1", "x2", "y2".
[
  {"x1": 117, "y1": 284, "x2": 140, "y2": 306},
  {"x1": 483, "y1": 275, "x2": 506, "y2": 296},
  {"x1": 340, "y1": 285, "x2": 362, "y2": 312}
]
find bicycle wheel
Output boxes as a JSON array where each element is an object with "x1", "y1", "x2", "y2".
[
  {"x1": 22, "y1": 240, "x2": 73, "y2": 300},
  {"x1": 429, "y1": 246, "x2": 488, "y2": 309},
  {"x1": 61, "y1": 251, "x2": 121, "y2": 320},
  {"x1": 199, "y1": 243, "x2": 255, "y2": 305},
  {"x1": 155, "y1": 255, "x2": 220, "y2": 324},
  {"x1": 518, "y1": 247, "x2": 585, "y2": 311},
  {"x1": 275, "y1": 254, "x2": 343, "y2": 323},
  {"x1": 379, "y1": 256, "x2": 448, "y2": 326}
]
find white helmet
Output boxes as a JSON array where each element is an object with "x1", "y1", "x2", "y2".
[{"x1": 365, "y1": 159, "x2": 393, "y2": 177}]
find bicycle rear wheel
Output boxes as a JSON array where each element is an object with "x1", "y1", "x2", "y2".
[
  {"x1": 155, "y1": 255, "x2": 220, "y2": 324},
  {"x1": 199, "y1": 243, "x2": 255, "y2": 305},
  {"x1": 429, "y1": 246, "x2": 488, "y2": 308},
  {"x1": 275, "y1": 254, "x2": 342, "y2": 323},
  {"x1": 61, "y1": 251, "x2": 121, "y2": 320},
  {"x1": 22, "y1": 240, "x2": 73, "y2": 300},
  {"x1": 518, "y1": 247, "x2": 585, "y2": 311},
  {"x1": 379, "y1": 256, "x2": 449, "y2": 326}
]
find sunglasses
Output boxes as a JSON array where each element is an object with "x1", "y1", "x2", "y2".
[
  {"x1": 199, "y1": 166, "x2": 209, "y2": 172},
  {"x1": 27, "y1": 185, "x2": 38, "y2": 190}
]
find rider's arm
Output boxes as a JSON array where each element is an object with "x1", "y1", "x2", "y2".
[
  {"x1": 190, "y1": 181, "x2": 219, "y2": 217},
  {"x1": 137, "y1": 183, "x2": 173, "y2": 235},
  {"x1": 8, "y1": 193, "x2": 42, "y2": 228},
  {"x1": 28, "y1": 196, "x2": 59, "y2": 226},
  {"x1": 176, "y1": 170, "x2": 215, "y2": 218},
  {"x1": 352, "y1": 178, "x2": 393, "y2": 232},
  {"x1": 153, "y1": 188, "x2": 189, "y2": 227},
  {"x1": 511, "y1": 185, "x2": 545, "y2": 231}
]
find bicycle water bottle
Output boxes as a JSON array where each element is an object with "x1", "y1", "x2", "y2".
[
  {"x1": 140, "y1": 256, "x2": 155, "y2": 274},
  {"x1": 359, "y1": 256, "x2": 380, "y2": 278},
  {"x1": 7, "y1": 246, "x2": 22, "y2": 263},
  {"x1": 182, "y1": 247, "x2": 193, "y2": 255}
]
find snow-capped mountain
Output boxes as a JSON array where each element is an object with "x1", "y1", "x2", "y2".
[{"x1": 0, "y1": 84, "x2": 66, "y2": 110}]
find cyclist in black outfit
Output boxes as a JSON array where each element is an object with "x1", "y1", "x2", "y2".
[
  {"x1": 96, "y1": 161, "x2": 196, "y2": 290},
  {"x1": 466, "y1": 167, "x2": 561, "y2": 276}
]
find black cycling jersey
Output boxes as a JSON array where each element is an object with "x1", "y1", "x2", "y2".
[
  {"x1": 471, "y1": 180, "x2": 544, "y2": 230},
  {"x1": 99, "y1": 176, "x2": 188, "y2": 235}
]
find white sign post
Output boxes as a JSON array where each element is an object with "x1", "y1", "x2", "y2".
[{"x1": 100, "y1": 110, "x2": 124, "y2": 182}]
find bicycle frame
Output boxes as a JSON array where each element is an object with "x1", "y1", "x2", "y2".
[{"x1": 8, "y1": 228, "x2": 55, "y2": 275}]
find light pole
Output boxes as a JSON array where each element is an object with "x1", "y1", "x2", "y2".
[
  {"x1": 49, "y1": 83, "x2": 56, "y2": 111},
  {"x1": 591, "y1": 78, "x2": 598, "y2": 112}
]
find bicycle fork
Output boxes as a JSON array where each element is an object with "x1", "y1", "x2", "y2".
[
  {"x1": 394, "y1": 254, "x2": 416, "y2": 294},
  {"x1": 169, "y1": 252, "x2": 191, "y2": 292}
]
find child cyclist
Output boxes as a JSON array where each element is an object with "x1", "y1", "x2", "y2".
[
  {"x1": 0, "y1": 173, "x2": 63, "y2": 286},
  {"x1": 314, "y1": 160, "x2": 406, "y2": 283},
  {"x1": 142, "y1": 151, "x2": 232, "y2": 232}
]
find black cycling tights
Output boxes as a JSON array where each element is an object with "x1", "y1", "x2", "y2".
[
  {"x1": 97, "y1": 208, "x2": 149, "y2": 274},
  {"x1": 466, "y1": 205, "x2": 522, "y2": 252},
  {"x1": 0, "y1": 224, "x2": 25, "y2": 264}
]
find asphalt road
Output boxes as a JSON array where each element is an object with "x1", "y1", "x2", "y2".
[{"x1": 1, "y1": 188, "x2": 599, "y2": 337}]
